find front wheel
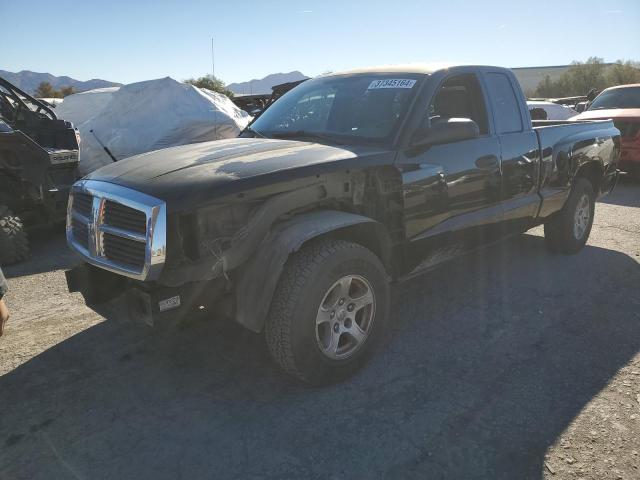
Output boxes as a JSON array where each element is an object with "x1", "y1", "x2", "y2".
[
  {"x1": 544, "y1": 178, "x2": 595, "y2": 254},
  {"x1": 265, "y1": 238, "x2": 390, "y2": 385}
]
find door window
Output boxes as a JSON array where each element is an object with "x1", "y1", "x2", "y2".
[{"x1": 428, "y1": 74, "x2": 489, "y2": 135}]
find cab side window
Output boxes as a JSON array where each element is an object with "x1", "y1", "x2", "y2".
[
  {"x1": 428, "y1": 74, "x2": 489, "y2": 135},
  {"x1": 484, "y1": 72, "x2": 523, "y2": 134}
]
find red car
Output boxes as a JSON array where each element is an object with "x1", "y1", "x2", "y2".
[{"x1": 572, "y1": 84, "x2": 640, "y2": 177}]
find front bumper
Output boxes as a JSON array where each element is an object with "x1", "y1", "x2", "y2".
[{"x1": 66, "y1": 262, "x2": 228, "y2": 326}]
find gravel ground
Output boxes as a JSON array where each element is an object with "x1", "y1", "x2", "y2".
[{"x1": 0, "y1": 178, "x2": 639, "y2": 480}]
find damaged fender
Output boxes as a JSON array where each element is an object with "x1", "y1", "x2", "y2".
[{"x1": 234, "y1": 210, "x2": 381, "y2": 332}]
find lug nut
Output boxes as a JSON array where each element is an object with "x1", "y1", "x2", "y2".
[
  {"x1": 338, "y1": 298, "x2": 345, "y2": 306},
  {"x1": 347, "y1": 303, "x2": 354, "y2": 312},
  {"x1": 330, "y1": 311, "x2": 335, "y2": 318},
  {"x1": 333, "y1": 323, "x2": 340, "y2": 333}
]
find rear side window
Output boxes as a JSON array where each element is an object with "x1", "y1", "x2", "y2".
[{"x1": 484, "y1": 73, "x2": 523, "y2": 134}]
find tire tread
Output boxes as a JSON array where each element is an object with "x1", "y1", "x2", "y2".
[
  {"x1": 543, "y1": 178, "x2": 595, "y2": 254},
  {"x1": 0, "y1": 206, "x2": 29, "y2": 265}
]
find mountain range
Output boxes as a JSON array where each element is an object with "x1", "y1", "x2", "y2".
[
  {"x1": 227, "y1": 71, "x2": 309, "y2": 95},
  {"x1": 0, "y1": 69, "x2": 309, "y2": 97},
  {"x1": 0, "y1": 70, "x2": 121, "y2": 95}
]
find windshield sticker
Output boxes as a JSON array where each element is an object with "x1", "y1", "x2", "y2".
[{"x1": 368, "y1": 79, "x2": 417, "y2": 89}]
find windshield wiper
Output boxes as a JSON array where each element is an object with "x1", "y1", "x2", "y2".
[{"x1": 270, "y1": 130, "x2": 345, "y2": 145}]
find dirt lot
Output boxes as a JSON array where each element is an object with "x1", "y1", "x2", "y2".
[{"x1": 0, "y1": 179, "x2": 639, "y2": 479}]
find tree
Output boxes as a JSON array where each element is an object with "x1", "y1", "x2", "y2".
[
  {"x1": 564, "y1": 57, "x2": 608, "y2": 95},
  {"x1": 607, "y1": 60, "x2": 640, "y2": 85},
  {"x1": 184, "y1": 75, "x2": 234, "y2": 98},
  {"x1": 33, "y1": 82, "x2": 76, "y2": 98},
  {"x1": 35, "y1": 81, "x2": 56, "y2": 98},
  {"x1": 60, "y1": 86, "x2": 75, "y2": 97},
  {"x1": 531, "y1": 57, "x2": 640, "y2": 98},
  {"x1": 531, "y1": 75, "x2": 555, "y2": 98}
]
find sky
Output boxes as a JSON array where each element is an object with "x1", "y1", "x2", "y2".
[{"x1": 1, "y1": 0, "x2": 639, "y2": 85}]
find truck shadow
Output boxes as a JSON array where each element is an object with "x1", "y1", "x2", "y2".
[
  {"x1": 598, "y1": 176, "x2": 640, "y2": 208},
  {"x1": 1, "y1": 234, "x2": 639, "y2": 479}
]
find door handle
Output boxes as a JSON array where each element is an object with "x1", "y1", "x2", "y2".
[{"x1": 475, "y1": 155, "x2": 499, "y2": 169}]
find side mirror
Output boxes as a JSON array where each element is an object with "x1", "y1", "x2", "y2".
[{"x1": 412, "y1": 118, "x2": 480, "y2": 147}]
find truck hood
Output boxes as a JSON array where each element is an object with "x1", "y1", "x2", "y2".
[
  {"x1": 571, "y1": 108, "x2": 640, "y2": 121},
  {"x1": 86, "y1": 137, "x2": 394, "y2": 211}
]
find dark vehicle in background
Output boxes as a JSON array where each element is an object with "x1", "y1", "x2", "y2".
[
  {"x1": 65, "y1": 65, "x2": 619, "y2": 384},
  {"x1": 0, "y1": 77, "x2": 80, "y2": 264},
  {"x1": 571, "y1": 84, "x2": 640, "y2": 178},
  {"x1": 233, "y1": 79, "x2": 307, "y2": 116}
]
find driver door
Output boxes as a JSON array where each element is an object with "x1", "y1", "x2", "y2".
[{"x1": 398, "y1": 72, "x2": 502, "y2": 249}]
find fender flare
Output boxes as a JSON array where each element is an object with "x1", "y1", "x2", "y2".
[{"x1": 233, "y1": 209, "x2": 381, "y2": 333}]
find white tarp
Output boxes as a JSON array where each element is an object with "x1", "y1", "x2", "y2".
[
  {"x1": 56, "y1": 87, "x2": 119, "y2": 126},
  {"x1": 76, "y1": 77, "x2": 251, "y2": 174}
]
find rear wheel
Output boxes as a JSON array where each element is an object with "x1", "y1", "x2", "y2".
[
  {"x1": 265, "y1": 238, "x2": 390, "y2": 385},
  {"x1": 544, "y1": 178, "x2": 595, "y2": 254},
  {"x1": 0, "y1": 206, "x2": 29, "y2": 265}
]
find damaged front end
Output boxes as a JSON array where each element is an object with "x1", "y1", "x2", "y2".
[
  {"x1": 66, "y1": 174, "x2": 355, "y2": 326},
  {"x1": 65, "y1": 262, "x2": 228, "y2": 327}
]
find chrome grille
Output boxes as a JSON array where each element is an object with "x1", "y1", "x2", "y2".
[
  {"x1": 104, "y1": 200, "x2": 146, "y2": 234},
  {"x1": 66, "y1": 180, "x2": 166, "y2": 281},
  {"x1": 103, "y1": 232, "x2": 146, "y2": 269},
  {"x1": 71, "y1": 217, "x2": 89, "y2": 250},
  {"x1": 74, "y1": 193, "x2": 93, "y2": 219}
]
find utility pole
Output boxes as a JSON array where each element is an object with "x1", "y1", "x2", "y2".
[
  {"x1": 211, "y1": 36, "x2": 218, "y2": 139},
  {"x1": 211, "y1": 37, "x2": 215, "y2": 81}
]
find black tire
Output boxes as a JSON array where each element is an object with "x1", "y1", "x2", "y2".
[
  {"x1": 0, "y1": 206, "x2": 29, "y2": 265},
  {"x1": 544, "y1": 178, "x2": 595, "y2": 254},
  {"x1": 265, "y1": 238, "x2": 390, "y2": 385}
]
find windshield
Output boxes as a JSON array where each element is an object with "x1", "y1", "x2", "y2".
[
  {"x1": 249, "y1": 74, "x2": 424, "y2": 144},
  {"x1": 587, "y1": 86, "x2": 640, "y2": 110}
]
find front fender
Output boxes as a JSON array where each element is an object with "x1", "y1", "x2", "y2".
[{"x1": 233, "y1": 210, "x2": 379, "y2": 332}]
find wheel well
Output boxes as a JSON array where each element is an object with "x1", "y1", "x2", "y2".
[
  {"x1": 575, "y1": 162, "x2": 603, "y2": 195},
  {"x1": 314, "y1": 222, "x2": 396, "y2": 276}
]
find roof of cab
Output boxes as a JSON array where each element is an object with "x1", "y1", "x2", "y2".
[
  {"x1": 322, "y1": 63, "x2": 514, "y2": 78},
  {"x1": 323, "y1": 63, "x2": 460, "y2": 77}
]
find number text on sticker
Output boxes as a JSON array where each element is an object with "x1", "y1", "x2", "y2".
[{"x1": 368, "y1": 79, "x2": 417, "y2": 90}]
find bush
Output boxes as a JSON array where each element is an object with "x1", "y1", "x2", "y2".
[
  {"x1": 34, "y1": 82, "x2": 75, "y2": 98},
  {"x1": 531, "y1": 58, "x2": 640, "y2": 98},
  {"x1": 184, "y1": 75, "x2": 234, "y2": 98}
]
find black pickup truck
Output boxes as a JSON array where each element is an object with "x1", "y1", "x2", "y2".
[{"x1": 65, "y1": 65, "x2": 619, "y2": 384}]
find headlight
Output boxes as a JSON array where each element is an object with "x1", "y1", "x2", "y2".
[
  {"x1": 196, "y1": 204, "x2": 251, "y2": 239},
  {"x1": 176, "y1": 203, "x2": 253, "y2": 261}
]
